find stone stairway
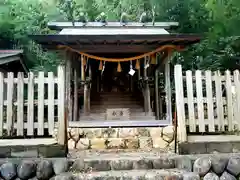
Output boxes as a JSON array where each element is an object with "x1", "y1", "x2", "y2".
[
  {"x1": 79, "y1": 92, "x2": 156, "y2": 120},
  {"x1": 68, "y1": 150, "x2": 200, "y2": 179}
]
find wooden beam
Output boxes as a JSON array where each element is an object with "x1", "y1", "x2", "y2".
[
  {"x1": 48, "y1": 21, "x2": 179, "y2": 30},
  {"x1": 42, "y1": 44, "x2": 161, "y2": 53}
]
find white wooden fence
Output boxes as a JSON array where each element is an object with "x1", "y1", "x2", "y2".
[
  {"x1": 0, "y1": 66, "x2": 64, "y2": 137},
  {"x1": 175, "y1": 65, "x2": 240, "y2": 141}
]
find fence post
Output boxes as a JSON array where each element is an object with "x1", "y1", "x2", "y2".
[
  {"x1": 57, "y1": 65, "x2": 66, "y2": 145},
  {"x1": 174, "y1": 65, "x2": 187, "y2": 142}
]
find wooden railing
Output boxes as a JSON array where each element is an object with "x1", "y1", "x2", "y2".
[
  {"x1": 0, "y1": 66, "x2": 65, "y2": 137},
  {"x1": 175, "y1": 65, "x2": 240, "y2": 142}
]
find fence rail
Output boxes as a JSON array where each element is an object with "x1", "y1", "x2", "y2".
[
  {"x1": 0, "y1": 66, "x2": 64, "y2": 137},
  {"x1": 175, "y1": 65, "x2": 240, "y2": 140}
]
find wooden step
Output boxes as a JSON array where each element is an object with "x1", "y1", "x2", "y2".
[
  {"x1": 90, "y1": 104, "x2": 143, "y2": 109},
  {"x1": 91, "y1": 100, "x2": 142, "y2": 105}
]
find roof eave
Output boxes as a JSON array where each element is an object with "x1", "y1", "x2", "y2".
[{"x1": 47, "y1": 21, "x2": 179, "y2": 31}]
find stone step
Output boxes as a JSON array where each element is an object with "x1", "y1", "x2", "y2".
[
  {"x1": 76, "y1": 169, "x2": 187, "y2": 179},
  {"x1": 81, "y1": 112, "x2": 155, "y2": 117},
  {"x1": 81, "y1": 108, "x2": 146, "y2": 113},
  {"x1": 79, "y1": 112, "x2": 155, "y2": 117},
  {"x1": 79, "y1": 116, "x2": 156, "y2": 121}
]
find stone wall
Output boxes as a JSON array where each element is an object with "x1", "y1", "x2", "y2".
[
  {"x1": 1, "y1": 154, "x2": 240, "y2": 179},
  {"x1": 54, "y1": 126, "x2": 176, "y2": 151},
  {"x1": 179, "y1": 141, "x2": 240, "y2": 154}
]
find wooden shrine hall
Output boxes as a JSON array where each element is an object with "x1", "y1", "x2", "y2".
[{"x1": 30, "y1": 21, "x2": 201, "y2": 127}]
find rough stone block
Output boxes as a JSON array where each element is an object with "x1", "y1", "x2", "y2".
[
  {"x1": 183, "y1": 172, "x2": 200, "y2": 180},
  {"x1": 220, "y1": 171, "x2": 236, "y2": 180},
  {"x1": 179, "y1": 142, "x2": 207, "y2": 155},
  {"x1": 139, "y1": 137, "x2": 153, "y2": 149},
  {"x1": 70, "y1": 128, "x2": 80, "y2": 142},
  {"x1": 149, "y1": 127, "x2": 162, "y2": 137},
  {"x1": 85, "y1": 160, "x2": 111, "y2": 171},
  {"x1": 124, "y1": 138, "x2": 139, "y2": 149},
  {"x1": 162, "y1": 126, "x2": 175, "y2": 142},
  {"x1": 53, "y1": 159, "x2": 69, "y2": 175},
  {"x1": 84, "y1": 128, "x2": 102, "y2": 138},
  {"x1": 0, "y1": 147, "x2": 11, "y2": 158},
  {"x1": 0, "y1": 162, "x2": 17, "y2": 180},
  {"x1": 111, "y1": 160, "x2": 133, "y2": 170},
  {"x1": 132, "y1": 159, "x2": 153, "y2": 169},
  {"x1": 210, "y1": 156, "x2": 228, "y2": 175},
  {"x1": 68, "y1": 139, "x2": 76, "y2": 150},
  {"x1": 152, "y1": 157, "x2": 175, "y2": 169},
  {"x1": 175, "y1": 156, "x2": 192, "y2": 172},
  {"x1": 193, "y1": 157, "x2": 211, "y2": 177},
  {"x1": 138, "y1": 128, "x2": 150, "y2": 137},
  {"x1": 36, "y1": 160, "x2": 54, "y2": 180},
  {"x1": 76, "y1": 139, "x2": 90, "y2": 150},
  {"x1": 118, "y1": 128, "x2": 138, "y2": 138},
  {"x1": 11, "y1": 146, "x2": 38, "y2": 158},
  {"x1": 226, "y1": 155, "x2": 240, "y2": 176},
  {"x1": 206, "y1": 142, "x2": 233, "y2": 153},
  {"x1": 102, "y1": 128, "x2": 119, "y2": 138},
  {"x1": 152, "y1": 137, "x2": 169, "y2": 149},
  {"x1": 105, "y1": 138, "x2": 125, "y2": 149},
  {"x1": 17, "y1": 160, "x2": 36, "y2": 179},
  {"x1": 232, "y1": 142, "x2": 240, "y2": 153},
  {"x1": 38, "y1": 145, "x2": 65, "y2": 158},
  {"x1": 203, "y1": 172, "x2": 219, "y2": 180},
  {"x1": 90, "y1": 138, "x2": 106, "y2": 149}
]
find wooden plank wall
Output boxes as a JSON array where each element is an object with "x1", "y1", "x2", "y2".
[
  {"x1": 0, "y1": 66, "x2": 65, "y2": 137},
  {"x1": 175, "y1": 65, "x2": 240, "y2": 136}
]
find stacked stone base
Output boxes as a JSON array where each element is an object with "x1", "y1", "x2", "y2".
[
  {"x1": 55, "y1": 126, "x2": 176, "y2": 151},
  {"x1": 1, "y1": 153, "x2": 240, "y2": 179}
]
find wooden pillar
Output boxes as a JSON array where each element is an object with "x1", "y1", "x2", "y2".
[
  {"x1": 165, "y1": 51, "x2": 172, "y2": 123},
  {"x1": 138, "y1": 65, "x2": 141, "y2": 80},
  {"x1": 144, "y1": 56, "x2": 151, "y2": 115},
  {"x1": 155, "y1": 54, "x2": 160, "y2": 120},
  {"x1": 97, "y1": 72, "x2": 100, "y2": 92},
  {"x1": 88, "y1": 61, "x2": 91, "y2": 112},
  {"x1": 81, "y1": 55, "x2": 88, "y2": 115},
  {"x1": 66, "y1": 52, "x2": 72, "y2": 122},
  {"x1": 73, "y1": 55, "x2": 79, "y2": 122}
]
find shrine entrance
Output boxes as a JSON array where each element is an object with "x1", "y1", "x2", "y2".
[
  {"x1": 30, "y1": 21, "x2": 201, "y2": 128},
  {"x1": 100, "y1": 61, "x2": 131, "y2": 93}
]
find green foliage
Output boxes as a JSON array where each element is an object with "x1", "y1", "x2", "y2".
[{"x1": 0, "y1": 0, "x2": 240, "y2": 71}]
